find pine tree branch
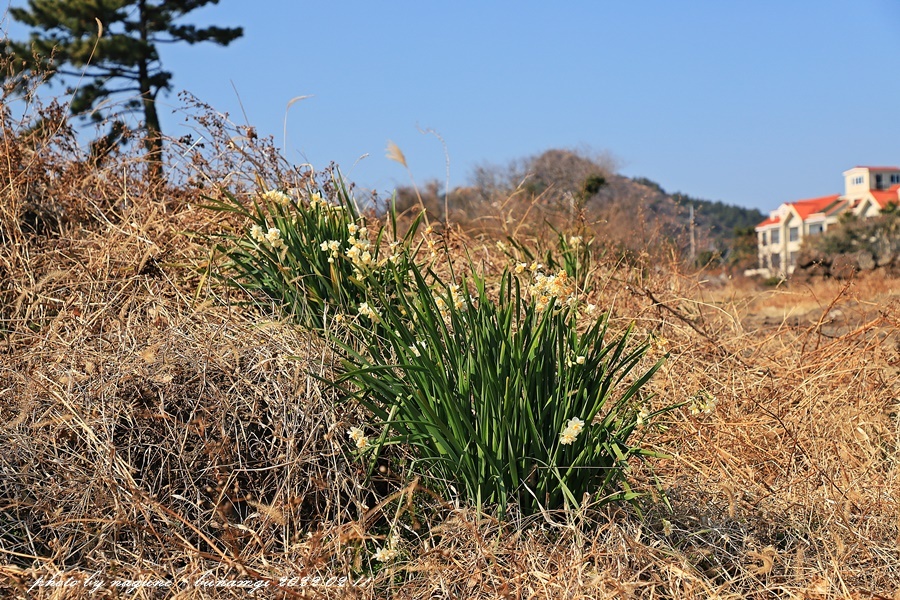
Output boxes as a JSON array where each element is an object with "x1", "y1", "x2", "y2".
[{"x1": 56, "y1": 68, "x2": 140, "y2": 81}]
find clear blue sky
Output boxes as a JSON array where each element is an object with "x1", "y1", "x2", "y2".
[{"x1": 5, "y1": 1, "x2": 900, "y2": 211}]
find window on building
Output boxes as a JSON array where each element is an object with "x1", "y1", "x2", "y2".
[
  {"x1": 891, "y1": 174, "x2": 900, "y2": 184},
  {"x1": 789, "y1": 227, "x2": 799, "y2": 242},
  {"x1": 808, "y1": 223, "x2": 823, "y2": 235},
  {"x1": 771, "y1": 229, "x2": 780, "y2": 244},
  {"x1": 761, "y1": 231, "x2": 767, "y2": 245},
  {"x1": 789, "y1": 251, "x2": 798, "y2": 267},
  {"x1": 771, "y1": 253, "x2": 781, "y2": 269},
  {"x1": 853, "y1": 176, "x2": 864, "y2": 185}
]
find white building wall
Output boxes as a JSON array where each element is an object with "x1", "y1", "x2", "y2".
[{"x1": 843, "y1": 168, "x2": 870, "y2": 196}]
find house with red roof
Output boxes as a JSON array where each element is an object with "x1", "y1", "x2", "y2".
[{"x1": 754, "y1": 166, "x2": 900, "y2": 275}]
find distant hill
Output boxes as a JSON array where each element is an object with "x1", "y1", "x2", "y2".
[
  {"x1": 595, "y1": 174, "x2": 764, "y2": 247},
  {"x1": 390, "y1": 148, "x2": 764, "y2": 257}
]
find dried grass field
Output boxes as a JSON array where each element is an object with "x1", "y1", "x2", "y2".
[{"x1": 2, "y1": 97, "x2": 900, "y2": 599}]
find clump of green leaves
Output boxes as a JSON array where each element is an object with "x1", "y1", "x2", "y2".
[
  {"x1": 336, "y1": 259, "x2": 676, "y2": 517},
  {"x1": 203, "y1": 174, "x2": 418, "y2": 330},
  {"x1": 207, "y1": 178, "x2": 676, "y2": 518}
]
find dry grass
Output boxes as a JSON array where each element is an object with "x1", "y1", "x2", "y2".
[{"x1": 2, "y1": 89, "x2": 900, "y2": 599}]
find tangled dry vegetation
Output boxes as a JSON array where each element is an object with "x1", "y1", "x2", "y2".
[{"x1": 2, "y1": 93, "x2": 900, "y2": 599}]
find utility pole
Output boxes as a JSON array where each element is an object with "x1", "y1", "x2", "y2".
[{"x1": 689, "y1": 203, "x2": 696, "y2": 262}]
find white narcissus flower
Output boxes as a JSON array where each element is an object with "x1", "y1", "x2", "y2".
[
  {"x1": 651, "y1": 335, "x2": 669, "y2": 356},
  {"x1": 529, "y1": 270, "x2": 576, "y2": 310},
  {"x1": 373, "y1": 547, "x2": 398, "y2": 562},
  {"x1": 559, "y1": 416, "x2": 585, "y2": 445},
  {"x1": 564, "y1": 417, "x2": 584, "y2": 435},
  {"x1": 357, "y1": 302, "x2": 380, "y2": 320},
  {"x1": 250, "y1": 224, "x2": 265, "y2": 242},
  {"x1": 636, "y1": 408, "x2": 650, "y2": 428},
  {"x1": 322, "y1": 240, "x2": 341, "y2": 262},
  {"x1": 348, "y1": 427, "x2": 369, "y2": 449},
  {"x1": 265, "y1": 227, "x2": 285, "y2": 249},
  {"x1": 261, "y1": 189, "x2": 291, "y2": 206},
  {"x1": 559, "y1": 431, "x2": 578, "y2": 445}
]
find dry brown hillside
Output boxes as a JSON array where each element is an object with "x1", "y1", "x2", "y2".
[{"x1": 2, "y1": 92, "x2": 899, "y2": 599}]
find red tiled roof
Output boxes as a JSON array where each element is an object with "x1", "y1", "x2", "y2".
[
  {"x1": 870, "y1": 184, "x2": 900, "y2": 209},
  {"x1": 790, "y1": 194, "x2": 842, "y2": 220},
  {"x1": 756, "y1": 194, "x2": 844, "y2": 228}
]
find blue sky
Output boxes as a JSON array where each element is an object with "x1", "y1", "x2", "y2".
[{"x1": 5, "y1": 1, "x2": 900, "y2": 211}]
